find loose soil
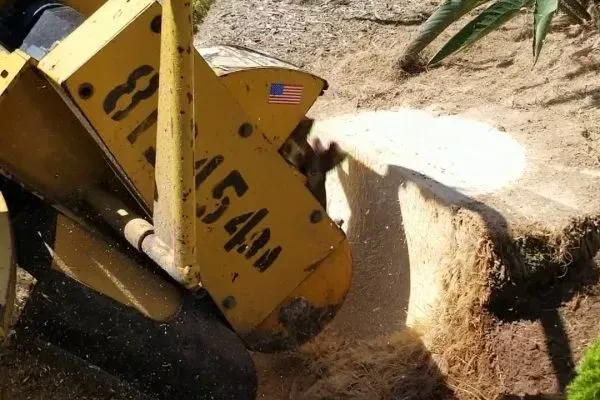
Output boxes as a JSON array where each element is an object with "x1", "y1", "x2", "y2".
[{"x1": 3, "y1": 0, "x2": 600, "y2": 400}]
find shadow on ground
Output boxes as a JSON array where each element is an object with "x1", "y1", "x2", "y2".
[
  {"x1": 321, "y1": 154, "x2": 597, "y2": 398},
  {"x1": 328, "y1": 156, "x2": 410, "y2": 339}
]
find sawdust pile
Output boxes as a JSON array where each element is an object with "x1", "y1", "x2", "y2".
[
  {"x1": 288, "y1": 207, "x2": 496, "y2": 399},
  {"x1": 296, "y1": 329, "x2": 451, "y2": 400},
  {"x1": 286, "y1": 206, "x2": 600, "y2": 400}
]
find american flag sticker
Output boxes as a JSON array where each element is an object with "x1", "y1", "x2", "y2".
[{"x1": 268, "y1": 83, "x2": 303, "y2": 105}]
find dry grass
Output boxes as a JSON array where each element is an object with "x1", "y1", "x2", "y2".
[
  {"x1": 295, "y1": 328, "x2": 452, "y2": 400},
  {"x1": 422, "y1": 214, "x2": 499, "y2": 399},
  {"x1": 192, "y1": 0, "x2": 214, "y2": 24},
  {"x1": 498, "y1": 216, "x2": 600, "y2": 293}
]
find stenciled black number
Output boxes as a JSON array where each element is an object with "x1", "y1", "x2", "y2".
[
  {"x1": 127, "y1": 109, "x2": 158, "y2": 144},
  {"x1": 254, "y1": 246, "x2": 282, "y2": 273},
  {"x1": 103, "y1": 65, "x2": 159, "y2": 122},
  {"x1": 245, "y1": 228, "x2": 271, "y2": 259},
  {"x1": 195, "y1": 155, "x2": 224, "y2": 189},
  {"x1": 224, "y1": 208, "x2": 268, "y2": 252},
  {"x1": 197, "y1": 170, "x2": 248, "y2": 224},
  {"x1": 193, "y1": 157, "x2": 283, "y2": 272},
  {"x1": 223, "y1": 210, "x2": 282, "y2": 273}
]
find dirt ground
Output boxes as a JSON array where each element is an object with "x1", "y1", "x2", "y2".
[
  {"x1": 3, "y1": 0, "x2": 600, "y2": 399},
  {"x1": 196, "y1": 0, "x2": 600, "y2": 175}
]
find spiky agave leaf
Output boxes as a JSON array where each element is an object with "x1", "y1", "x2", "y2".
[
  {"x1": 428, "y1": 0, "x2": 533, "y2": 65},
  {"x1": 533, "y1": 0, "x2": 560, "y2": 64},
  {"x1": 402, "y1": 0, "x2": 493, "y2": 60}
]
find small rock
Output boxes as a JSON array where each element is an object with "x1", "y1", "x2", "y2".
[
  {"x1": 496, "y1": 59, "x2": 514, "y2": 68},
  {"x1": 581, "y1": 129, "x2": 591, "y2": 139}
]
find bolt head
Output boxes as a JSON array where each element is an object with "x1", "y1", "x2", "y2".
[
  {"x1": 310, "y1": 210, "x2": 323, "y2": 223},
  {"x1": 151, "y1": 15, "x2": 161, "y2": 33},
  {"x1": 238, "y1": 123, "x2": 253, "y2": 138},
  {"x1": 222, "y1": 296, "x2": 237, "y2": 310},
  {"x1": 78, "y1": 83, "x2": 94, "y2": 100}
]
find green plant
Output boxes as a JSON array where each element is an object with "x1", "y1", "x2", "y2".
[
  {"x1": 401, "y1": 0, "x2": 593, "y2": 67},
  {"x1": 567, "y1": 334, "x2": 600, "y2": 400},
  {"x1": 192, "y1": 0, "x2": 214, "y2": 24}
]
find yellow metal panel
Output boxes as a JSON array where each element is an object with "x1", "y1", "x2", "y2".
[
  {"x1": 218, "y1": 69, "x2": 324, "y2": 149},
  {"x1": 0, "y1": 192, "x2": 16, "y2": 343},
  {"x1": 50, "y1": 214, "x2": 182, "y2": 322},
  {"x1": 200, "y1": 45, "x2": 327, "y2": 149},
  {"x1": 39, "y1": 0, "x2": 157, "y2": 84},
  {"x1": 191, "y1": 59, "x2": 346, "y2": 331},
  {"x1": 0, "y1": 55, "x2": 111, "y2": 203},
  {"x1": 39, "y1": 0, "x2": 159, "y2": 204},
  {"x1": 37, "y1": 0, "x2": 348, "y2": 334},
  {"x1": 0, "y1": 50, "x2": 28, "y2": 99},
  {"x1": 190, "y1": 62, "x2": 344, "y2": 331}
]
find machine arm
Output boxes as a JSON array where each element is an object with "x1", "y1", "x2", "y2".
[{"x1": 126, "y1": 0, "x2": 201, "y2": 290}]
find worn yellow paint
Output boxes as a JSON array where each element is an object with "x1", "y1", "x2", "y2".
[
  {"x1": 0, "y1": 50, "x2": 28, "y2": 98},
  {"x1": 289, "y1": 239, "x2": 352, "y2": 317},
  {"x1": 247, "y1": 239, "x2": 353, "y2": 350},
  {"x1": 50, "y1": 215, "x2": 182, "y2": 321},
  {"x1": 0, "y1": 49, "x2": 182, "y2": 322},
  {"x1": 36, "y1": 0, "x2": 350, "y2": 335},
  {"x1": 200, "y1": 45, "x2": 327, "y2": 149},
  {"x1": 0, "y1": 192, "x2": 16, "y2": 343},
  {"x1": 39, "y1": 0, "x2": 159, "y2": 205},
  {"x1": 0, "y1": 55, "x2": 110, "y2": 203},
  {"x1": 153, "y1": 0, "x2": 198, "y2": 285}
]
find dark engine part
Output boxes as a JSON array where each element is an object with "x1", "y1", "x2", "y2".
[
  {"x1": 20, "y1": 2, "x2": 84, "y2": 60},
  {"x1": 0, "y1": 0, "x2": 84, "y2": 56}
]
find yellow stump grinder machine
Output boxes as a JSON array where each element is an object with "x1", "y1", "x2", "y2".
[{"x1": 0, "y1": 0, "x2": 353, "y2": 398}]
